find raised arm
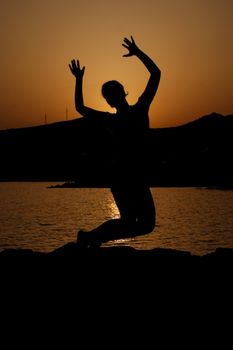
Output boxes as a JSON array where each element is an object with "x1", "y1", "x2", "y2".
[
  {"x1": 69, "y1": 59, "x2": 100, "y2": 116},
  {"x1": 122, "y1": 36, "x2": 161, "y2": 107}
]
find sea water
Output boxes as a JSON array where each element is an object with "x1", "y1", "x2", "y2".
[{"x1": 0, "y1": 182, "x2": 233, "y2": 255}]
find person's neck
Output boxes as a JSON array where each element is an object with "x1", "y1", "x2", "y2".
[{"x1": 116, "y1": 100, "x2": 129, "y2": 113}]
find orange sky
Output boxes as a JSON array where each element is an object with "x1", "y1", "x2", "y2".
[{"x1": 0, "y1": 0, "x2": 232, "y2": 130}]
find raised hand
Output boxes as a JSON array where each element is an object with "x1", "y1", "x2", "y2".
[
  {"x1": 122, "y1": 36, "x2": 139, "y2": 57},
  {"x1": 69, "y1": 59, "x2": 85, "y2": 78}
]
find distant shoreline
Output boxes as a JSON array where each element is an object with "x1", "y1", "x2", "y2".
[
  {"x1": 0, "y1": 180, "x2": 232, "y2": 190},
  {"x1": 47, "y1": 182, "x2": 233, "y2": 190}
]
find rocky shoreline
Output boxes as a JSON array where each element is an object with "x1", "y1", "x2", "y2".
[
  {"x1": 1, "y1": 242, "x2": 233, "y2": 261},
  {"x1": 1, "y1": 243, "x2": 233, "y2": 289}
]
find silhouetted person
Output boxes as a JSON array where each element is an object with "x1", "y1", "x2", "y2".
[{"x1": 69, "y1": 36, "x2": 161, "y2": 247}]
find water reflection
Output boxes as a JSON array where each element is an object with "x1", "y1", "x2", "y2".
[
  {"x1": 0, "y1": 183, "x2": 233, "y2": 255},
  {"x1": 105, "y1": 195, "x2": 120, "y2": 219}
]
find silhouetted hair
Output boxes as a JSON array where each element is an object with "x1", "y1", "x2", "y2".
[{"x1": 101, "y1": 80, "x2": 127, "y2": 99}]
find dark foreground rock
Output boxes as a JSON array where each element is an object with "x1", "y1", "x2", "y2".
[
  {"x1": 1, "y1": 242, "x2": 233, "y2": 261},
  {"x1": 1, "y1": 244, "x2": 233, "y2": 294}
]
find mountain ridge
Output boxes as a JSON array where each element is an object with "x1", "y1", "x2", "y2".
[
  {"x1": 1, "y1": 111, "x2": 232, "y2": 132},
  {"x1": 0, "y1": 112, "x2": 232, "y2": 186}
]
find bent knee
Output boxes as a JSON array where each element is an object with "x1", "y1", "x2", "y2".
[
  {"x1": 137, "y1": 217, "x2": 156, "y2": 234},
  {"x1": 143, "y1": 222, "x2": 156, "y2": 234}
]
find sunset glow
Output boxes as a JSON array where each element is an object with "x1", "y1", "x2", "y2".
[{"x1": 0, "y1": 0, "x2": 232, "y2": 130}]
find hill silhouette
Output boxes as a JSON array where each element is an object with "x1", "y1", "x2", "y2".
[{"x1": 0, "y1": 112, "x2": 232, "y2": 187}]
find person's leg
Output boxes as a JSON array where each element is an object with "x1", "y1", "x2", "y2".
[
  {"x1": 77, "y1": 187, "x2": 137, "y2": 247},
  {"x1": 134, "y1": 186, "x2": 156, "y2": 234},
  {"x1": 77, "y1": 218, "x2": 134, "y2": 246},
  {"x1": 112, "y1": 185, "x2": 156, "y2": 234},
  {"x1": 77, "y1": 186, "x2": 156, "y2": 247}
]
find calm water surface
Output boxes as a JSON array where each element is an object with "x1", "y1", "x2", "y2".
[{"x1": 0, "y1": 182, "x2": 233, "y2": 255}]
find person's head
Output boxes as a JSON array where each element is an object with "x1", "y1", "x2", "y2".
[{"x1": 101, "y1": 80, "x2": 127, "y2": 108}]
